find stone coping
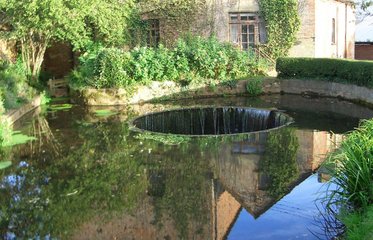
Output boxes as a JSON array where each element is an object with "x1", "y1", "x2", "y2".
[
  {"x1": 74, "y1": 78, "x2": 373, "y2": 107},
  {"x1": 4, "y1": 95, "x2": 41, "y2": 124},
  {"x1": 263, "y1": 78, "x2": 373, "y2": 106}
]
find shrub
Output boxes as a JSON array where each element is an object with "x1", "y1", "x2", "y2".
[
  {"x1": 0, "y1": 59, "x2": 37, "y2": 109},
  {"x1": 276, "y1": 57, "x2": 373, "y2": 88},
  {"x1": 246, "y1": 77, "x2": 263, "y2": 96},
  {"x1": 93, "y1": 48, "x2": 132, "y2": 88},
  {"x1": 70, "y1": 35, "x2": 269, "y2": 89}
]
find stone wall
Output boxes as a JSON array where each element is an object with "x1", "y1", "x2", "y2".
[
  {"x1": 288, "y1": 0, "x2": 316, "y2": 57},
  {"x1": 186, "y1": 0, "x2": 354, "y2": 59},
  {"x1": 76, "y1": 78, "x2": 373, "y2": 108}
]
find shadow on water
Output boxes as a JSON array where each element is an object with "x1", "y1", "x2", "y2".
[{"x1": 1, "y1": 94, "x2": 372, "y2": 239}]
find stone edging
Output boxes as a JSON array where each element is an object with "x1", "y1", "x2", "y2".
[
  {"x1": 262, "y1": 78, "x2": 373, "y2": 105},
  {"x1": 74, "y1": 78, "x2": 373, "y2": 106},
  {"x1": 4, "y1": 96, "x2": 41, "y2": 124}
]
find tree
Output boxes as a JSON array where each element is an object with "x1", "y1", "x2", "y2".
[
  {"x1": 356, "y1": 0, "x2": 373, "y2": 22},
  {"x1": 0, "y1": 0, "x2": 135, "y2": 81}
]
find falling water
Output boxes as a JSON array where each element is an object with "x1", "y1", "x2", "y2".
[{"x1": 132, "y1": 107, "x2": 292, "y2": 136}]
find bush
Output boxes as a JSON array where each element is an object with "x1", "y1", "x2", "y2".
[
  {"x1": 246, "y1": 77, "x2": 263, "y2": 96},
  {"x1": 276, "y1": 57, "x2": 373, "y2": 88},
  {"x1": 70, "y1": 35, "x2": 269, "y2": 89},
  {"x1": 0, "y1": 59, "x2": 37, "y2": 109}
]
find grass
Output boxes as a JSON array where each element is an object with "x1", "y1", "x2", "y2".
[
  {"x1": 324, "y1": 119, "x2": 373, "y2": 238},
  {"x1": 325, "y1": 120, "x2": 373, "y2": 209},
  {"x1": 342, "y1": 205, "x2": 373, "y2": 240}
]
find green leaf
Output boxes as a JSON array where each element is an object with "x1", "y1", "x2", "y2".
[
  {"x1": 0, "y1": 161, "x2": 12, "y2": 170},
  {"x1": 94, "y1": 109, "x2": 118, "y2": 117},
  {"x1": 48, "y1": 104, "x2": 73, "y2": 111},
  {"x1": 3, "y1": 133, "x2": 37, "y2": 147}
]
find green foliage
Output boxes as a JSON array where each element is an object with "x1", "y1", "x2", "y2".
[
  {"x1": 135, "y1": 132, "x2": 191, "y2": 145},
  {"x1": 0, "y1": 121, "x2": 148, "y2": 238},
  {"x1": 2, "y1": 133, "x2": 37, "y2": 147},
  {"x1": 48, "y1": 104, "x2": 73, "y2": 111},
  {"x1": 94, "y1": 109, "x2": 118, "y2": 117},
  {"x1": 259, "y1": 0, "x2": 300, "y2": 59},
  {"x1": 0, "y1": 93, "x2": 4, "y2": 115},
  {"x1": 138, "y1": 0, "x2": 207, "y2": 46},
  {"x1": 70, "y1": 35, "x2": 268, "y2": 89},
  {"x1": 0, "y1": 118, "x2": 12, "y2": 150},
  {"x1": 277, "y1": 57, "x2": 373, "y2": 88},
  {"x1": 325, "y1": 120, "x2": 373, "y2": 210},
  {"x1": 246, "y1": 77, "x2": 263, "y2": 96},
  {"x1": 40, "y1": 91, "x2": 51, "y2": 105},
  {"x1": 0, "y1": 161, "x2": 12, "y2": 170},
  {"x1": 93, "y1": 48, "x2": 132, "y2": 88},
  {"x1": 260, "y1": 128, "x2": 299, "y2": 198},
  {"x1": 0, "y1": 59, "x2": 37, "y2": 109},
  {"x1": 342, "y1": 205, "x2": 373, "y2": 240},
  {"x1": 1, "y1": 0, "x2": 136, "y2": 80}
]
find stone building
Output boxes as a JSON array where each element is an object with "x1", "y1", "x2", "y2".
[{"x1": 147, "y1": 0, "x2": 355, "y2": 59}]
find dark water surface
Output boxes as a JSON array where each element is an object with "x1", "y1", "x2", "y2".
[{"x1": 1, "y1": 94, "x2": 372, "y2": 240}]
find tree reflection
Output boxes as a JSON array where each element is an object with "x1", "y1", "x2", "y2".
[
  {"x1": 260, "y1": 127, "x2": 299, "y2": 199},
  {"x1": 0, "y1": 120, "x2": 148, "y2": 239}
]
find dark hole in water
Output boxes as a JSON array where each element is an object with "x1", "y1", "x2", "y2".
[{"x1": 131, "y1": 107, "x2": 293, "y2": 135}]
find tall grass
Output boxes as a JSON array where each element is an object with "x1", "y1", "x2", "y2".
[
  {"x1": 326, "y1": 120, "x2": 373, "y2": 210},
  {"x1": 342, "y1": 205, "x2": 373, "y2": 240}
]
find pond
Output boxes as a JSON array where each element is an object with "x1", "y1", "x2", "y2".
[{"x1": 1, "y1": 94, "x2": 373, "y2": 240}]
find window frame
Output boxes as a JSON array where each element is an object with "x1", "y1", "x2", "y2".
[
  {"x1": 229, "y1": 12, "x2": 261, "y2": 50},
  {"x1": 147, "y1": 19, "x2": 160, "y2": 47}
]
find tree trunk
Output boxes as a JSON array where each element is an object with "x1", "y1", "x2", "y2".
[{"x1": 20, "y1": 31, "x2": 50, "y2": 83}]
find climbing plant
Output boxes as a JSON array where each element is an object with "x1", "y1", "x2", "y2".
[
  {"x1": 259, "y1": 0, "x2": 300, "y2": 59},
  {"x1": 137, "y1": 0, "x2": 208, "y2": 46}
]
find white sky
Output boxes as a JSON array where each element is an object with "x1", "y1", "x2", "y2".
[
  {"x1": 355, "y1": 4, "x2": 373, "y2": 42},
  {"x1": 356, "y1": 15, "x2": 373, "y2": 42}
]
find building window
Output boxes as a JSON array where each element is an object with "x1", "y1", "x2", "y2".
[
  {"x1": 147, "y1": 19, "x2": 160, "y2": 47},
  {"x1": 229, "y1": 13, "x2": 265, "y2": 50},
  {"x1": 331, "y1": 18, "x2": 336, "y2": 44}
]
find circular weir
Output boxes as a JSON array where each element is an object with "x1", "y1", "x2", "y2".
[{"x1": 130, "y1": 107, "x2": 293, "y2": 136}]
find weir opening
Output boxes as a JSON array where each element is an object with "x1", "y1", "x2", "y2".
[{"x1": 130, "y1": 107, "x2": 293, "y2": 136}]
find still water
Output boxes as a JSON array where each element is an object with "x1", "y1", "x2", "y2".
[{"x1": 1, "y1": 94, "x2": 372, "y2": 240}]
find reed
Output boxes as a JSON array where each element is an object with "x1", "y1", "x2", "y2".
[{"x1": 326, "y1": 120, "x2": 373, "y2": 210}]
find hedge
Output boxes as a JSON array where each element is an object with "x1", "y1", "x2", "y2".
[{"x1": 276, "y1": 57, "x2": 373, "y2": 88}]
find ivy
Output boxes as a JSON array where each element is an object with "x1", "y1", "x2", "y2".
[
  {"x1": 259, "y1": 0, "x2": 300, "y2": 59},
  {"x1": 138, "y1": 0, "x2": 207, "y2": 46}
]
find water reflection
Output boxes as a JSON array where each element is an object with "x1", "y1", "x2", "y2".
[{"x1": 0, "y1": 95, "x2": 370, "y2": 239}]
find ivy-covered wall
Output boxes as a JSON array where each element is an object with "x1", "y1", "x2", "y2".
[
  {"x1": 140, "y1": 0, "x2": 300, "y2": 58},
  {"x1": 141, "y1": 0, "x2": 354, "y2": 60}
]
